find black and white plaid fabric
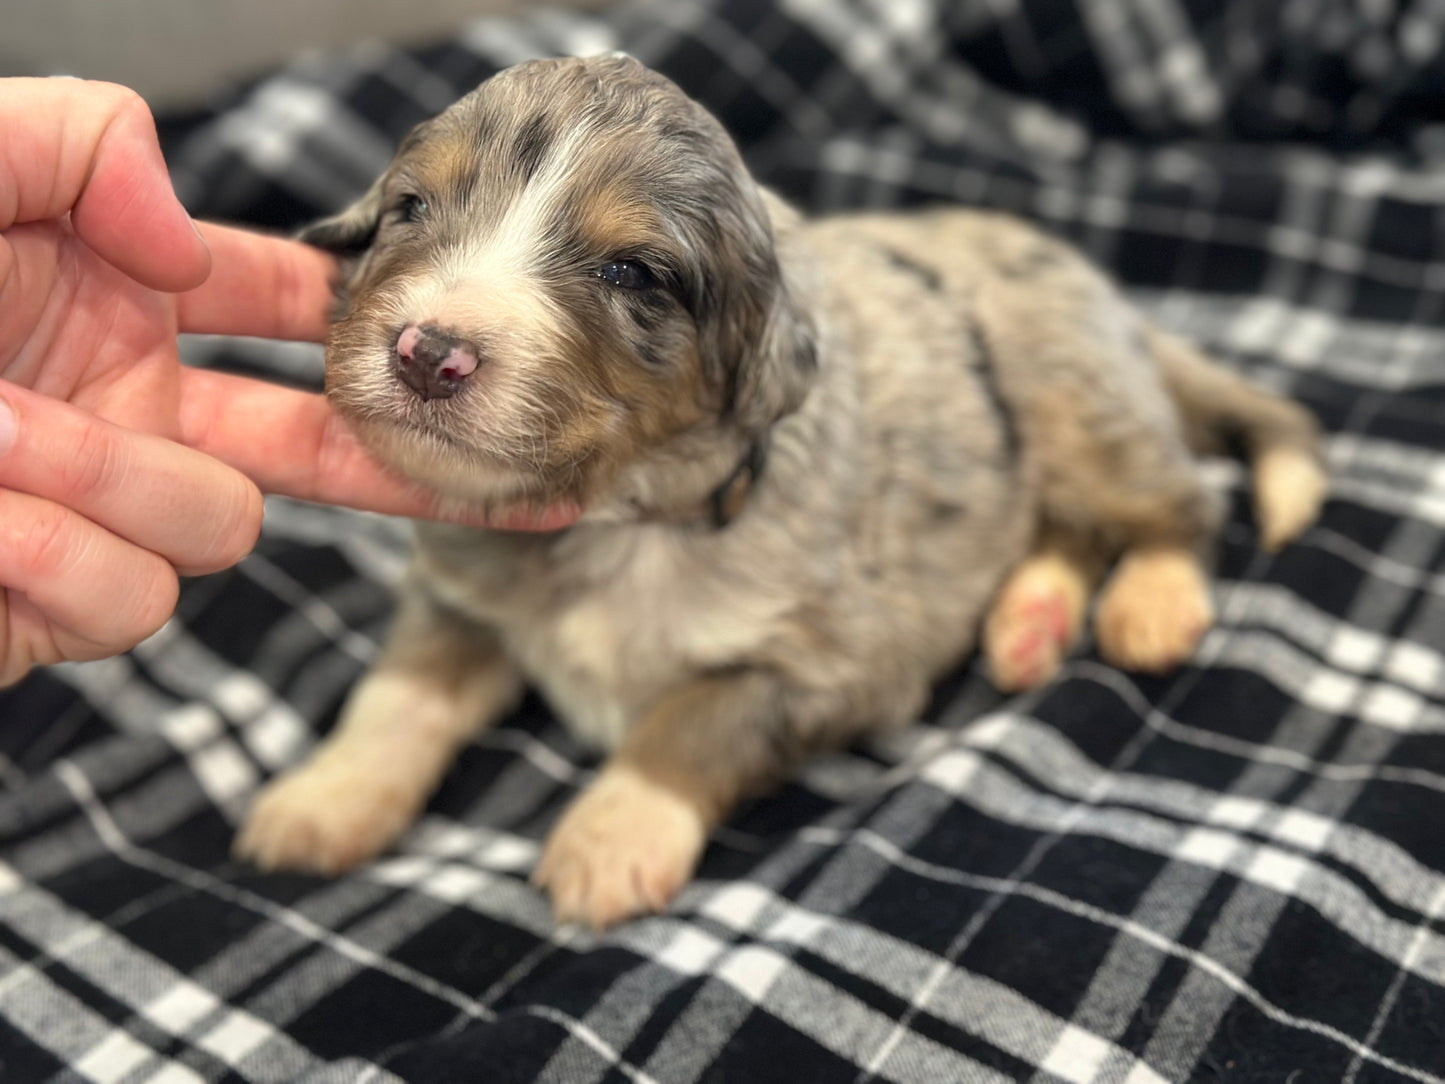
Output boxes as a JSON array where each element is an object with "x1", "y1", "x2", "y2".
[{"x1": 3, "y1": 0, "x2": 1444, "y2": 1079}]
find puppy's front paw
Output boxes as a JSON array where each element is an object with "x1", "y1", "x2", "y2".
[
  {"x1": 984, "y1": 554, "x2": 1089, "y2": 692},
  {"x1": 532, "y1": 767, "x2": 707, "y2": 929},
  {"x1": 1095, "y1": 547, "x2": 1213, "y2": 673},
  {"x1": 234, "y1": 762, "x2": 418, "y2": 875}
]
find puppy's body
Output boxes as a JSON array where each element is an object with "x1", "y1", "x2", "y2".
[{"x1": 237, "y1": 57, "x2": 1325, "y2": 926}]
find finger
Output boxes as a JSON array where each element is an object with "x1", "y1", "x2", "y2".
[
  {"x1": 176, "y1": 368, "x2": 582, "y2": 529},
  {"x1": 0, "y1": 487, "x2": 179, "y2": 672},
  {"x1": 177, "y1": 223, "x2": 339, "y2": 342},
  {"x1": 0, "y1": 381, "x2": 263, "y2": 575},
  {"x1": 1, "y1": 78, "x2": 210, "y2": 293},
  {"x1": 178, "y1": 367, "x2": 447, "y2": 516}
]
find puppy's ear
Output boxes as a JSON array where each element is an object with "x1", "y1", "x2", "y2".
[
  {"x1": 297, "y1": 174, "x2": 386, "y2": 255},
  {"x1": 707, "y1": 189, "x2": 818, "y2": 433},
  {"x1": 731, "y1": 278, "x2": 817, "y2": 433}
]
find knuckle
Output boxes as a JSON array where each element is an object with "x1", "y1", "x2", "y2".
[
  {"x1": 10, "y1": 500, "x2": 77, "y2": 583},
  {"x1": 2, "y1": 500, "x2": 177, "y2": 653},
  {"x1": 90, "y1": 81, "x2": 150, "y2": 125},
  {"x1": 58, "y1": 420, "x2": 123, "y2": 506}
]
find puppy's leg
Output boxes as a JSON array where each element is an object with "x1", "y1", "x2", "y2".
[
  {"x1": 1149, "y1": 329, "x2": 1326, "y2": 552},
  {"x1": 533, "y1": 670, "x2": 790, "y2": 929},
  {"x1": 1084, "y1": 327, "x2": 1327, "y2": 672},
  {"x1": 1082, "y1": 329, "x2": 1320, "y2": 671},
  {"x1": 984, "y1": 528, "x2": 1104, "y2": 692},
  {"x1": 236, "y1": 589, "x2": 522, "y2": 874},
  {"x1": 1006, "y1": 379, "x2": 1221, "y2": 676},
  {"x1": 980, "y1": 300, "x2": 1227, "y2": 675}
]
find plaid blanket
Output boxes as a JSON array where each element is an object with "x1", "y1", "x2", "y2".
[{"x1": 4, "y1": 1, "x2": 1445, "y2": 1079}]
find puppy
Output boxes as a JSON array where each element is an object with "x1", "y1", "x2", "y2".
[{"x1": 235, "y1": 55, "x2": 1326, "y2": 928}]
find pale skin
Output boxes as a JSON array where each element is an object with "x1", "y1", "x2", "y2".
[{"x1": 0, "y1": 77, "x2": 569, "y2": 686}]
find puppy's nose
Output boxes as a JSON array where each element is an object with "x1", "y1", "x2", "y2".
[{"x1": 393, "y1": 324, "x2": 481, "y2": 401}]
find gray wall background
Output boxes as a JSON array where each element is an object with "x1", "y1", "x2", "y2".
[{"x1": 2, "y1": 1, "x2": 611, "y2": 108}]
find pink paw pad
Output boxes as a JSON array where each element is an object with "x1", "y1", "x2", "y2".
[{"x1": 987, "y1": 590, "x2": 1076, "y2": 693}]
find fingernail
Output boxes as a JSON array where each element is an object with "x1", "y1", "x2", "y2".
[
  {"x1": 190, "y1": 217, "x2": 212, "y2": 256},
  {"x1": 0, "y1": 398, "x2": 16, "y2": 456}
]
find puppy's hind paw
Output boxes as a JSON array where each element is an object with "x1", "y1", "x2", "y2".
[
  {"x1": 234, "y1": 763, "x2": 417, "y2": 876},
  {"x1": 533, "y1": 766, "x2": 707, "y2": 930},
  {"x1": 984, "y1": 553, "x2": 1089, "y2": 692},
  {"x1": 1095, "y1": 547, "x2": 1213, "y2": 674}
]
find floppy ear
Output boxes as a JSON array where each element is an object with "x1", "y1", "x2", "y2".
[
  {"x1": 706, "y1": 188, "x2": 818, "y2": 434},
  {"x1": 730, "y1": 278, "x2": 817, "y2": 433},
  {"x1": 297, "y1": 174, "x2": 387, "y2": 255}
]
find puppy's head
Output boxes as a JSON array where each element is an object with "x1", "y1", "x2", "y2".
[{"x1": 305, "y1": 55, "x2": 815, "y2": 512}]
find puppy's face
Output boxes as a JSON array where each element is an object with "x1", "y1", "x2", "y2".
[{"x1": 305, "y1": 56, "x2": 814, "y2": 511}]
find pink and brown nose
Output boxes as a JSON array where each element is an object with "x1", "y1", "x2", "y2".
[{"x1": 393, "y1": 324, "x2": 481, "y2": 401}]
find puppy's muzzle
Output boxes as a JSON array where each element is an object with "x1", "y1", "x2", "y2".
[{"x1": 393, "y1": 324, "x2": 481, "y2": 401}]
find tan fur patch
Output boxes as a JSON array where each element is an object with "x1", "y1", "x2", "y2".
[
  {"x1": 1095, "y1": 546, "x2": 1215, "y2": 673},
  {"x1": 574, "y1": 182, "x2": 670, "y2": 257}
]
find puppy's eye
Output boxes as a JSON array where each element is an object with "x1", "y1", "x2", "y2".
[
  {"x1": 598, "y1": 259, "x2": 658, "y2": 290},
  {"x1": 395, "y1": 194, "x2": 429, "y2": 223}
]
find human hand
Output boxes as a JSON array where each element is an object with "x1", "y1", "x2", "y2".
[
  {"x1": 0, "y1": 78, "x2": 571, "y2": 685},
  {"x1": 1, "y1": 77, "x2": 265, "y2": 682}
]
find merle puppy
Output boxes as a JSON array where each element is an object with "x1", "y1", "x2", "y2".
[{"x1": 235, "y1": 55, "x2": 1325, "y2": 928}]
